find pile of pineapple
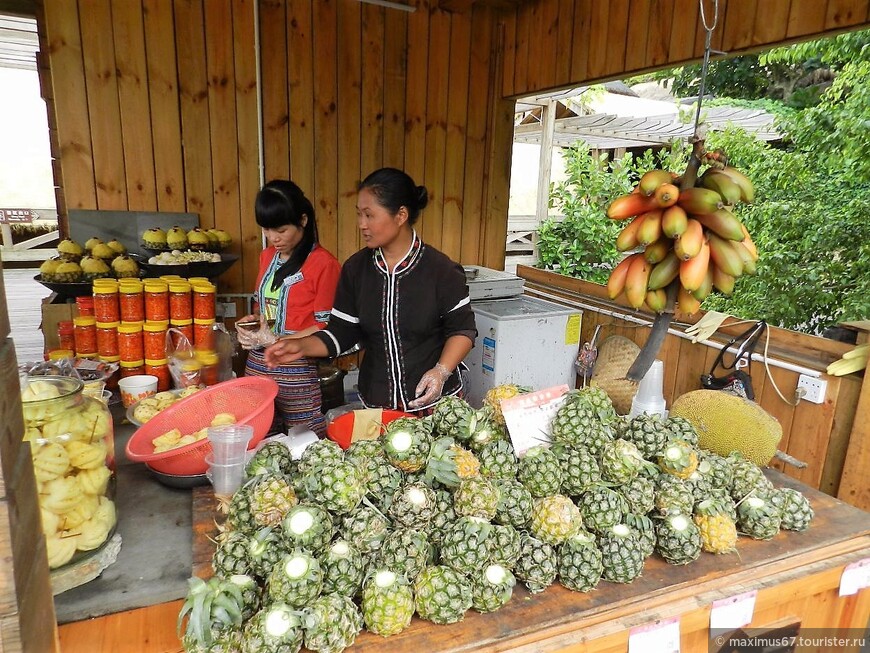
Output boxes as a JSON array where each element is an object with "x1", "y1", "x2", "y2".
[
  {"x1": 39, "y1": 236, "x2": 139, "y2": 283},
  {"x1": 179, "y1": 386, "x2": 814, "y2": 653}
]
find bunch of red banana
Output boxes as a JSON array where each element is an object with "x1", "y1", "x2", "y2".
[{"x1": 605, "y1": 166, "x2": 758, "y2": 315}]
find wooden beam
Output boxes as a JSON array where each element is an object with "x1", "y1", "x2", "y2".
[{"x1": 535, "y1": 99, "x2": 556, "y2": 225}]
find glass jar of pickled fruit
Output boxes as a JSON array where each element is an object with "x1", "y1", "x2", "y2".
[{"x1": 21, "y1": 375, "x2": 116, "y2": 570}]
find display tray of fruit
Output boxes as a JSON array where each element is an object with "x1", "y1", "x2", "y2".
[
  {"x1": 33, "y1": 274, "x2": 95, "y2": 297},
  {"x1": 129, "y1": 252, "x2": 239, "y2": 279},
  {"x1": 179, "y1": 386, "x2": 815, "y2": 653}
]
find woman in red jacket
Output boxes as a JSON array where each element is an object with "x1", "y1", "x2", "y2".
[{"x1": 236, "y1": 180, "x2": 341, "y2": 436}]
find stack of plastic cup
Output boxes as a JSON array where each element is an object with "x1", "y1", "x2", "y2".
[
  {"x1": 629, "y1": 359, "x2": 668, "y2": 419},
  {"x1": 205, "y1": 424, "x2": 253, "y2": 495}
]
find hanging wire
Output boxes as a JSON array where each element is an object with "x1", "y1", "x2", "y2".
[{"x1": 692, "y1": 0, "x2": 720, "y2": 137}]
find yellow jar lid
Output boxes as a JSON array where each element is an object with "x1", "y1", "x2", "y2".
[
  {"x1": 191, "y1": 282, "x2": 216, "y2": 293},
  {"x1": 73, "y1": 316, "x2": 97, "y2": 327},
  {"x1": 169, "y1": 281, "x2": 192, "y2": 293},
  {"x1": 119, "y1": 279, "x2": 143, "y2": 291},
  {"x1": 171, "y1": 318, "x2": 193, "y2": 326},
  {"x1": 92, "y1": 281, "x2": 118, "y2": 293},
  {"x1": 118, "y1": 323, "x2": 143, "y2": 334},
  {"x1": 181, "y1": 359, "x2": 201, "y2": 371},
  {"x1": 143, "y1": 321, "x2": 170, "y2": 332},
  {"x1": 119, "y1": 359, "x2": 145, "y2": 368},
  {"x1": 159, "y1": 275, "x2": 183, "y2": 282},
  {"x1": 145, "y1": 358, "x2": 168, "y2": 366},
  {"x1": 195, "y1": 351, "x2": 219, "y2": 365},
  {"x1": 143, "y1": 280, "x2": 168, "y2": 292},
  {"x1": 187, "y1": 277, "x2": 209, "y2": 284}
]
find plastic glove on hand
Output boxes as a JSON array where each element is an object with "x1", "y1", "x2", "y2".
[
  {"x1": 236, "y1": 315, "x2": 278, "y2": 350},
  {"x1": 408, "y1": 363, "x2": 451, "y2": 409},
  {"x1": 685, "y1": 311, "x2": 731, "y2": 343}
]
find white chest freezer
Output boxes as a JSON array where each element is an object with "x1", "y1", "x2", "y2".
[{"x1": 463, "y1": 296, "x2": 582, "y2": 408}]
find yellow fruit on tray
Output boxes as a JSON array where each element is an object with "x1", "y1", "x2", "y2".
[{"x1": 669, "y1": 389, "x2": 782, "y2": 465}]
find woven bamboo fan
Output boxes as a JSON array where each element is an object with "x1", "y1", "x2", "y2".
[{"x1": 590, "y1": 335, "x2": 640, "y2": 416}]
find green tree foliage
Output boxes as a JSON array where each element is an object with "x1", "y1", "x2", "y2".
[{"x1": 544, "y1": 29, "x2": 870, "y2": 333}]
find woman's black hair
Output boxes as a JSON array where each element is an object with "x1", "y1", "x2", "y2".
[
  {"x1": 358, "y1": 167, "x2": 429, "y2": 225},
  {"x1": 255, "y1": 179, "x2": 319, "y2": 291}
]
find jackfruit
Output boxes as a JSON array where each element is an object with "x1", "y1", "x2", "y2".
[{"x1": 669, "y1": 390, "x2": 782, "y2": 466}]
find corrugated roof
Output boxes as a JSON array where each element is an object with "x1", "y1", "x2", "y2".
[{"x1": 0, "y1": 15, "x2": 37, "y2": 71}]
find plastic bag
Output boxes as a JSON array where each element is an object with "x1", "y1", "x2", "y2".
[
  {"x1": 165, "y1": 327, "x2": 201, "y2": 388},
  {"x1": 211, "y1": 322, "x2": 235, "y2": 383}
]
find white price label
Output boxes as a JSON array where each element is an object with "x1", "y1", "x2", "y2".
[
  {"x1": 839, "y1": 558, "x2": 870, "y2": 596},
  {"x1": 710, "y1": 590, "x2": 757, "y2": 630},
  {"x1": 501, "y1": 385, "x2": 569, "y2": 457},
  {"x1": 628, "y1": 617, "x2": 680, "y2": 653}
]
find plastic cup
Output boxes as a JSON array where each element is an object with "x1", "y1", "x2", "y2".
[
  {"x1": 207, "y1": 424, "x2": 254, "y2": 465},
  {"x1": 204, "y1": 452, "x2": 246, "y2": 496},
  {"x1": 629, "y1": 359, "x2": 667, "y2": 419},
  {"x1": 118, "y1": 374, "x2": 158, "y2": 408}
]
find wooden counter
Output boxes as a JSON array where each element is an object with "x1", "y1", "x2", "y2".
[{"x1": 188, "y1": 470, "x2": 870, "y2": 653}]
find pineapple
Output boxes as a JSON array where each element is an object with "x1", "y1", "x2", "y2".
[
  {"x1": 771, "y1": 488, "x2": 814, "y2": 531},
  {"x1": 517, "y1": 445, "x2": 562, "y2": 498},
  {"x1": 467, "y1": 406, "x2": 505, "y2": 452},
  {"x1": 421, "y1": 436, "x2": 463, "y2": 489},
  {"x1": 304, "y1": 459, "x2": 365, "y2": 514},
  {"x1": 382, "y1": 418, "x2": 432, "y2": 472},
  {"x1": 266, "y1": 552, "x2": 323, "y2": 607},
  {"x1": 301, "y1": 594, "x2": 362, "y2": 653},
  {"x1": 453, "y1": 476, "x2": 500, "y2": 520},
  {"x1": 666, "y1": 416, "x2": 699, "y2": 447},
  {"x1": 246, "y1": 441, "x2": 295, "y2": 477},
  {"x1": 428, "y1": 488, "x2": 457, "y2": 547},
  {"x1": 493, "y1": 479, "x2": 533, "y2": 530},
  {"x1": 620, "y1": 475, "x2": 656, "y2": 515},
  {"x1": 241, "y1": 603, "x2": 303, "y2": 653},
  {"x1": 699, "y1": 451, "x2": 734, "y2": 490},
  {"x1": 530, "y1": 494, "x2": 584, "y2": 545},
  {"x1": 488, "y1": 523, "x2": 522, "y2": 568},
  {"x1": 227, "y1": 574, "x2": 261, "y2": 621},
  {"x1": 709, "y1": 487, "x2": 738, "y2": 521},
  {"x1": 248, "y1": 472, "x2": 298, "y2": 528},
  {"x1": 377, "y1": 528, "x2": 432, "y2": 581},
  {"x1": 685, "y1": 463, "x2": 714, "y2": 504},
  {"x1": 575, "y1": 485, "x2": 629, "y2": 533},
  {"x1": 729, "y1": 453, "x2": 774, "y2": 501},
  {"x1": 388, "y1": 483, "x2": 437, "y2": 530},
  {"x1": 213, "y1": 530, "x2": 253, "y2": 577},
  {"x1": 478, "y1": 439, "x2": 518, "y2": 480},
  {"x1": 624, "y1": 512, "x2": 656, "y2": 558},
  {"x1": 178, "y1": 576, "x2": 247, "y2": 651},
  {"x1": 483, "y1": 383, "x2": 530, "y2": 426},
  {"x1": 554, "y1": 444, "x2": 601, "y2": 496},
  {"x1": 362, "y1": 457, "x2": 404, "y2": 511},
  {"x1": 340, "y1": 504, "x2": 391, "y2": 554},
  {"x1": 280, "y1": 504, "x2": 335, "y2": 552},
  {"x1": 432, "y1": 395, "x2": 475, "y2": 441},
  {"x1": 737, "y1": 495, "x2": 782, "y2": 540},
  {"x1": 470, "y1": 563, "x2": 516, "y2": 613},
  {"x1": 514, "y1": 533, "x2": 558, "y2": 594},
  {"x1": 597, "y1": 524, "x2": 645, "y2": 584},
  {"x1": 550, "y1": 390, "x2": 615, "y2": 454},
  {"x1": 414, "y1": 565, "x2": 473, "y2": 624},
  {"x1": 345, "y1": 438, "x2": 384, "y2": 464},
  {"x1": 246, "y1": 527, "x2": 286, "y2": 580},
  {"x1": 557, "y1": 530, "x2": 604, "y2": 593},
  {"x1": 693, "y1": 498, "x2": 738, "y2": 554},
  {"x1": 576, "y1": 386, "x2": 619, "y2": 424},
  {"x1": 623, "y1": 413, "x2": 671, "y2": 459},
  {"x1": 439, "y1": 516, "x2": 493, "y2": 575},
  {"x1": 450, "y1": 444, "x2": 481, "y2": 479},
  {"x1": 600, "y1": 438, "x2": 646, "y2": 484},
  {"x1": 655, "y1": 513, "x2": 702, "y2": 565},
  {"x1": 362, "y1": 570, "x2": 415, "y2": 636},
  {"x1": 658, "y1": 440, "x2": 699, "y2": 479},
  {"x1": 654, "y1": 474, "x2": 695, "y2": 516},
  {"x1": 224, "y1": 483, "x2": 256, "y2": 534},
  {"x1": 319, "y1": 540, "x2": 365, "y2": 597},
  {"x1": 298, "y1": 439, "x2": 343, "y2": 475}
]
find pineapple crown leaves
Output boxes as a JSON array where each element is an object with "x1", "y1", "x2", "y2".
[
  {"x1": 423, "y1": 436, "x2": 462, "y2": 488},
  {"x1": 177, "y1": 576, "x2": 245, "y2": 646}
]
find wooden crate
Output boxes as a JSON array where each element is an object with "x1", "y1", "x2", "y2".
[
  {"x1": 0, "y1": 537, "x2": 59, "y2": 653},
  {"x1": 0, "y1": 339, "x2": 23, "y2": 501}
]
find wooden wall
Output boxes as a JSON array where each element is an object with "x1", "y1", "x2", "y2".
[
  {"x1": 501, "y1": 0, "x2": 870, "y2": 97},
  {"x1": 518, "y1": 266, "x2": 866, "y2": 503},
  {"x1": 36, "y1": 0, "x2": 515, "y2": 288}
]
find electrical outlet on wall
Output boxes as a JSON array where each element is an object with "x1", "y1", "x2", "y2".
[{"x1": 796, "y1": 374, "x2": 827, "y2": 404}]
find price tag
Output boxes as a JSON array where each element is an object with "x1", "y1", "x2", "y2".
[
  {"x1": 839, "y1": 558, "x2": 870, "y2": 596},
  {"x1": 501, "y1": 385, "x2": 569, "y2": 457},
  {"x1": 628, "y1": 617, "x2": 680, "y2": 653},
  {"x1": 710, "y1": 590, "x2": 757, "y2": 630}
]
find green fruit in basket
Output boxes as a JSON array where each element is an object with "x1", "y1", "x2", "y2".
[
  {"x1": 362, "y1": 569, "x2": 415, "y2": 636},
  {"x1": 249, "y1": 472, "x2": 298, "y2": 529},
  {"x1": 241, "y1": 603, "x2": 303, "y2": 653},
  {"x1": 297, "y1": 439, "x2": 343, "y2": 475},
  {"x1": 247, "y1": 441, "x2": 296, "y2": 477},
  {"x1": 304, "y1": 460, "x2": 365, "y2": 515},
  {"x1": 266, "y1": 551, "x2": 323, "y2": 608},
  {"x1": 281, "y1": 504, "x2": 334, "y2": 552},
  {"x1": 301, "y1": 593, "x2": 362, "y2": 653},
  {"x1": 213, "y1": 530, "x2": 254, "y2": 577},
  {"x1": 319, "y1": 539, "x2": 365, "y2": 597}
]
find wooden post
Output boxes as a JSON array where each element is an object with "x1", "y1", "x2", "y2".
[
  {"x1": 836, "y1": 324, "x2": 870, "y2": 511},
  {"x1": 535, "y1": 99, "x2": 556, "y2": 227}
]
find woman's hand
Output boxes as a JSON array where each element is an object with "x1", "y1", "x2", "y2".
[
  {"x1": 408, "y1": 362, "x2": 451, "y2": 409},
  {"x1": 235, "y1": 314, "x2": 278, "y2": 350},
  {"x1": 263, "y1": 338, "x2": 305, "y2": 368}
]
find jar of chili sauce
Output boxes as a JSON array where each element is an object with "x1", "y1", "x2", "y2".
[
  {"x1": 119, "y1": 279, "x2": 145, "y2": 323},
  {"x1": 170, "y1": 318, "x2": 194, "y2": 346},
  {"x1": 169, "y1": 280, "x2": 193, "y2": 321},
  {"x1": 73, "y1": 316, "x2": 98, "y2": 357},
  {"x1": 144, "y1": 280, "x2": 169, "y2": 322},
  {"x1": 93, "y1": 281, "x2": 120, "y2": 324},
  {"x1": 143, "y1": 321, "x2": 169, "y2": 361},
  {"x1": 145, "y1": 359, "x2": 171, "y2": 392},
  {"x1": 119, "y1": 359, "x2": 145, "y2": 379},
  {"x1": 193, "y1": 318, "x2": 215, "y2": 351},
  {"x1": 192, "y1": 282, "x2": 216, "y2": 320},
  {"x1": 96, "y1": 321, "x2": 120, "y2": 359},
  {"x1": 117, "y1": 323, "x2": 144, "y2": 363}
]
